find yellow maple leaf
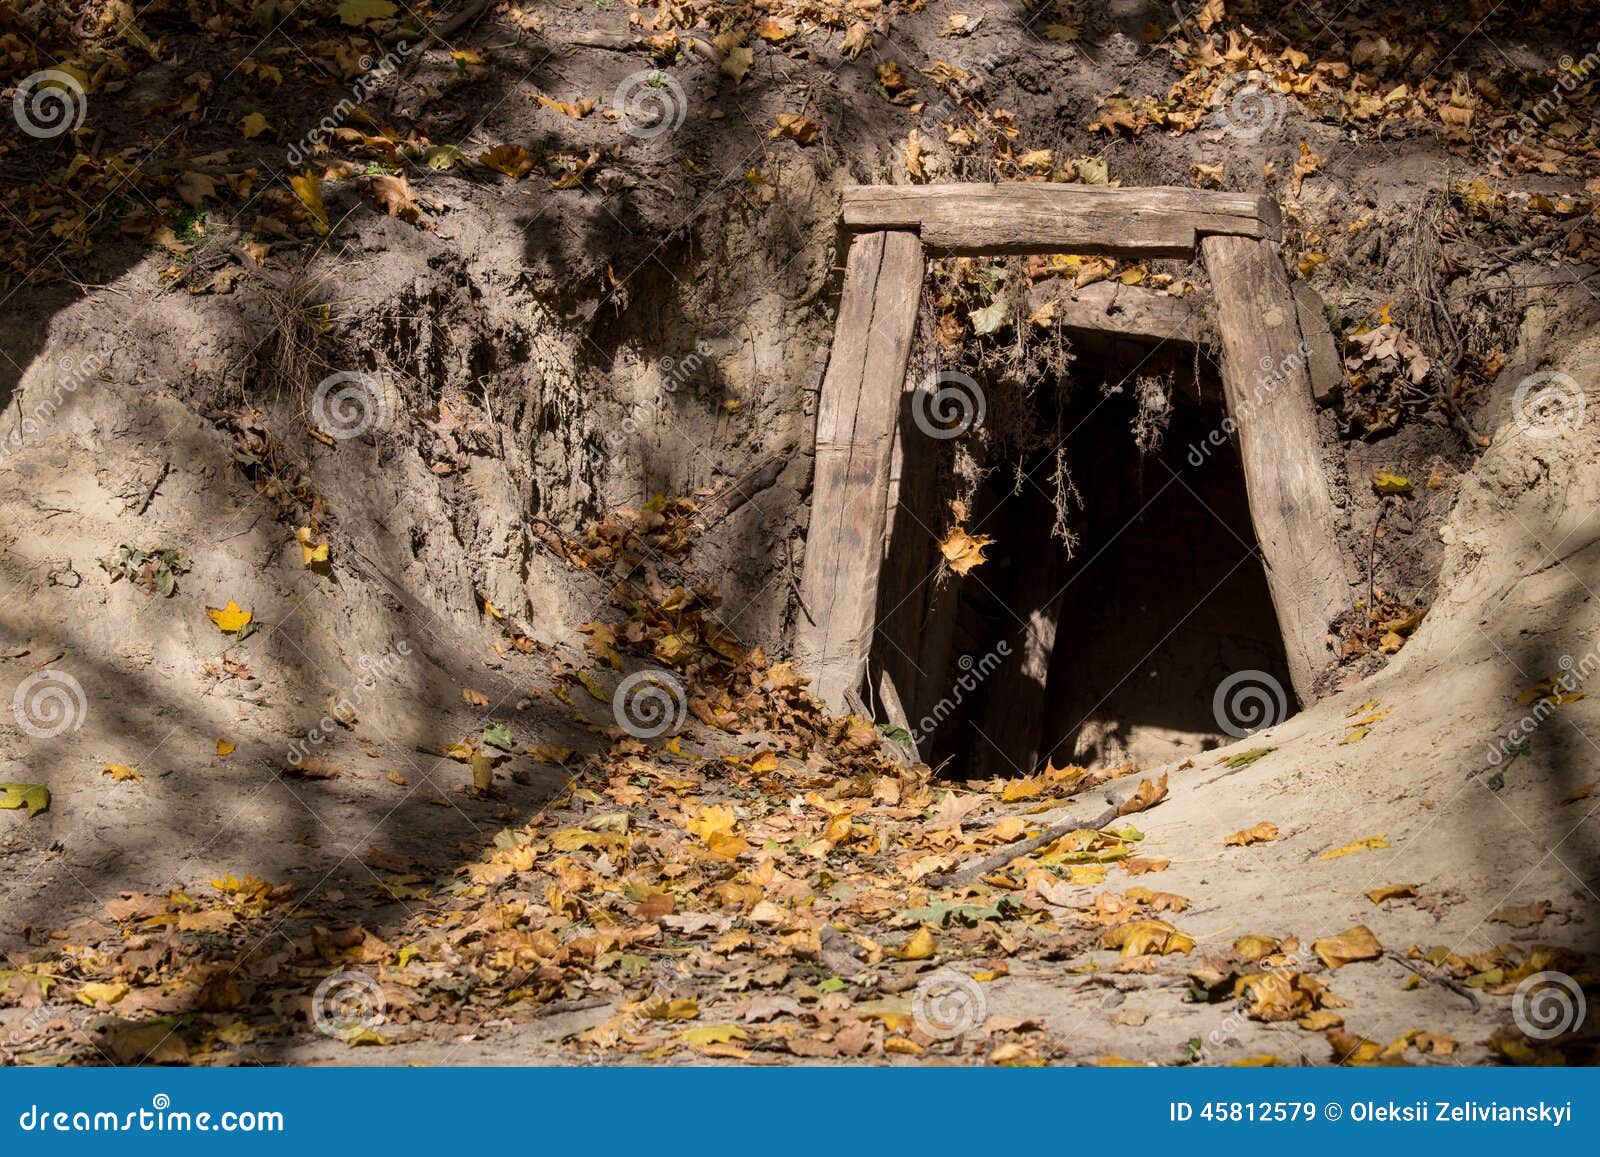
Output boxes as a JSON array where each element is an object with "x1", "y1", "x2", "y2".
[
  {"x1": 288, "y1": 171, "x2": 328, "y2": 234},
  {"x1": 296, "y1": 526, "x2": 329, "y2": 566},
  {"x1": 939, "y1": 525, "x2": 993, "y2": 576},
  {"x1": 238, "y1": 112, "x2": 270, "y2": 139},
  {"x1": 216, "y1": 738, "x2": 236, "y2": 757},
  {"x1": 206, "y1": 600, "x2": 253, "y2": 633},
  {"x1": 102, "y1": 763, "x2": 143, "y2": 783}
]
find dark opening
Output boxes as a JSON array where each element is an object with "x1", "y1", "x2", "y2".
[{"x1": 872, "y1": 337, "x2": 1296, "y2": 777}]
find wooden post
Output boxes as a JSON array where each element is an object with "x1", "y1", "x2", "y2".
[
  {"x1": 795, "y1": 230, "x2": 924, "y2": 709},
  {"x1": 1201, "y1": 235, "x2": 1354, "y2": 701}
]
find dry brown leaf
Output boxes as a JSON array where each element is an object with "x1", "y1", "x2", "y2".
[
  {"x1": 1312, "y1": 924, "x2": 1383, "y2": 969},
  {"x1": 1224, "y1": 821, "x2": 1279, "y2": 847},
  {"x1": 939, "y1": 525, "x2": 992, "y2": 576}
]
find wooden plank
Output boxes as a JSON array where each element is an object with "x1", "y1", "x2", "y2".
[
  {"x1": 1027, "y1": 278, "x2": 1212, "y2": 345},
  {"x1": 1292, "y1": 281, "x2": 1345, "y2": 404},
  {"x1": 1201, "y1": 234, "x2": 1355, "y2": 702},
  {"x1": 843, "y1": 184, "x2": 1280, "y2": 257},
  {"x1": 795, "y1": 230, "x2": 925, "y2": 709}
]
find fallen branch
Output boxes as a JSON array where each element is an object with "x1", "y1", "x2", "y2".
[
  {"x1": 929, "y1": 790, "x2": 1136, "y2": 888},
  {"x1": 564, "y1": 29, "x2": 721, "y2": 64}
]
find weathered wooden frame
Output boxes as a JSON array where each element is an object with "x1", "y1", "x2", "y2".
[{"x1": 795, "y1": 183, "x2": 1354, "y2": 715}]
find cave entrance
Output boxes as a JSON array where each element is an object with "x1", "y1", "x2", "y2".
[
  {"x1": 874, "y1": 341, "x2": 1295, "y2": 777},
  {"x1": 794, "y1": 184, "x2": 1356, "y2": 757}
]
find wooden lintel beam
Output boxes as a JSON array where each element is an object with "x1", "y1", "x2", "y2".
[{"x1": 842, "y1": 184, "x2": 1280, "y2": 258}]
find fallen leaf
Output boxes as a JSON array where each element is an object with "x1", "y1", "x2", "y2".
[
  {"x1": 480, "y1": 144, "x2": 536, "y2": 178},
  {"x1": 102, "y1": 763, "x2": 143, "y2": 783},
  {"x1": 1312, "y1": 924, "x2": 1383, "y2": 969},
  {"x1": 367, "y1": 173, "x2": 424, "y2": 226},
  {"x1": 0, "y1": 783, "x2": 50, "y2": 817},
  {"x1": 1117, "y1": 774, "x2": 1168, "y2": 816},
  {"x1": 296, "y1": 526, "x2": 329, "y2": 567},
  {"x1": 1224, "y1": 821, "x2": 1279, "y2": 847},
  {"x1": 1318, "y1": 834, "x2": 1388, "y2": 861},
  {"x1": 1488, "y1": 900, "x2": 1552, "y2": 928},
  {"x1": 769, "y1": 114, "x2": 821, "y2": 144},
  {"x1": 337, "y1": 0, "x2": 396, "y2": 25},
  {"x1": 892, "y1": 925, "x2": 938, "y2": 960},
  {"x1": 1372, "y1": 469, "x2": 1413, "y2": 495},
  {"x1": 721, "y1": 45, "x2": 753, "y2": 84},
  {"x1": 1101, "y1": 919, "x2": 1195, "y2": 957},
  {"x1": 288, "y1": 171, "x2": 328, "y2": 234},
  {"x1": 206, "y1": 600, "x2": 253, "y2": 634},
  {"x1": 1365, "y1": 883, "x2": 1417, "y2": 903}
]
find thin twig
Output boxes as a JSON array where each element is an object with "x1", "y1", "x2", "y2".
[
  {"x1": 1383, "y1": 949, "x2": 1480, "y2": 1011},
  {"x1": 929, "y1": 789, "x2": 1139, "y2": 888}
]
